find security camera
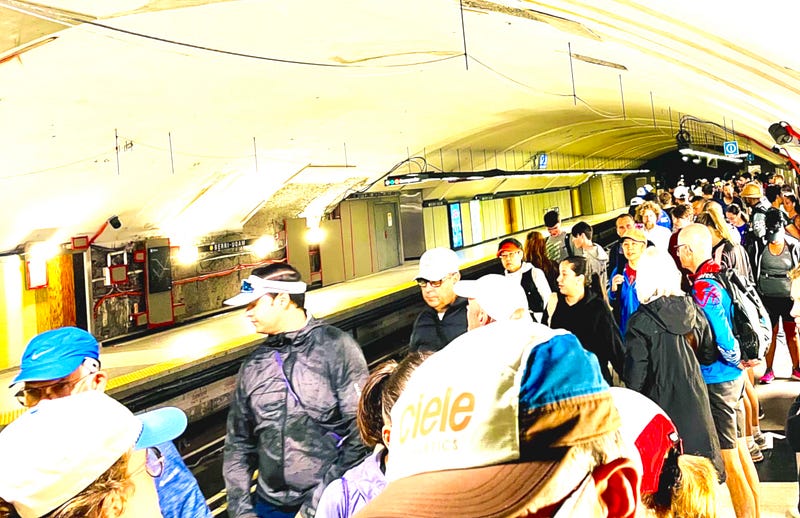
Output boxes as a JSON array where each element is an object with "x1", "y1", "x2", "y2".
[
  {"x1": 769, "y1": 121, "x2": 800, "y2": 145},
  {"x1": 108, "y1": 216, "x2": 122, "y2": 229}
]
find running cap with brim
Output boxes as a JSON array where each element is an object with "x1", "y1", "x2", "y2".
[
  {"x1": 0, "y1": 391, "x2": 187, "y2": 518},
  {"x1": 12, "y1": 327, "x2": 100, "y2": 386},
  {"x1": 454, "y1": 274, "x2": 528, "y2": 321},
  {"x1": 356, "y1": 325, "x2": 620, "y2": 518},
  {"x1": 630, "y1": 196, "x2": 644, "y2": 207},
  {"x1": 416, "y1": 247, "x2": 460, "y2": 282},
  {"x1": 611, "y1": 387, "x2": 681, "y2": 495},
  {"x1": 496, "y1": 237, "x2": 523, "y2": 257},
  {"x1": 223, "y1": 275, "x2": 307, "y2": 306},
  {"x1": 621, "y1": 227, "x2": 648, "y2": 244}
]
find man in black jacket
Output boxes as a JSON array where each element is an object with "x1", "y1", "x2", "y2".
[
  {"x1": 222, "y1": 263, "x2": 369, "y2": 518},
  {"x1": 409, "y1": 247, "x2": 468, "y2": 352}
]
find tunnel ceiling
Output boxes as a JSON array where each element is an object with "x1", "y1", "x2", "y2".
[{"x1": 1, "y1": 0, "x2": 798, "y2": 251}]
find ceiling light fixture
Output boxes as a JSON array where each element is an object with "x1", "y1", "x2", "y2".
[
  {"x1": 769, "y1": 121, "x2": 800, "y2": 145},
  {"x1": 678, "y1": 148, "x2": 743, "y2": 164}
]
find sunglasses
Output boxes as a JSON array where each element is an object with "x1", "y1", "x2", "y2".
[{"x1": 416, "y1": 274, "x2": 453, "y2": 288}]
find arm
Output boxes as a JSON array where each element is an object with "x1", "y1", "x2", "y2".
[
  {"x1": 532, "y1": 268, "x2": 552, "y2": 307},
  {"x1": 222, "y1": 367, "x2": 259, "y2": 518},
  {"x1": 693, "y1": 280, "x2": 741, "y2": 366},
  {"x1": 315, "y1": 479, "x2": 347, "y2": 518}
]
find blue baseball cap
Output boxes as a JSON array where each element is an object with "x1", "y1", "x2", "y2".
[{"x1": 11, "y1": 327, "x2": 100, "y2": 386}]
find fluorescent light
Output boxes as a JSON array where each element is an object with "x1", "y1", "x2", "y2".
[{"x1": 679, "y1": 148, "x2": 742, "y2": 164}]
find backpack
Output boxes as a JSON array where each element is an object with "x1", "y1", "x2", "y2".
[{"x1": 698, "y1": 269, "x2": 772, "y2": 361}]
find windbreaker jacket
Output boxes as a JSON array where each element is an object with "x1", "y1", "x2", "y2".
[
  {"x1": 689, "y1": 260, "x2": 743, "y2": 384},
  {"x1": 408, "y1": 296, "x2": 468, "y2": 353},
  {"x1": 315, "y1": 446, "x2": 387, "y2": 518},
  {"x1": 608, "y1": 265, "x2": 639, "y2": 337},
  {"x1": 223, "y1": 317, "x2": 369, "y2": 518},
  {"x1": 624, "y1": 295, "x2": 724, "y2": 478}
]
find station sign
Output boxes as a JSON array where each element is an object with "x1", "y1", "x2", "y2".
[
  {"x1": 538, "y1": 153, "x2": 548, "y2": 170},
  {"x1": 723, "y1": 141, "x2": 739, "y2": 156}
]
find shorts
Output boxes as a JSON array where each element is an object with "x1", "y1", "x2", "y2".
[
  {"x1": 707, "y1": 375, "x2": 745, "y2": 450},
  {"x1": 761, "y1": 295, "x2": 794, "y2": 326}
]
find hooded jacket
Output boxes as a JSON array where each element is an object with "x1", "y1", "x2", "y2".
[
  {"x1": 224, "y1": 317, "x2": 370, "y2": 518},
  {"x1": 543, "y1": 289, "x2": 624, "y2": 384},
  {"x1": 624, "y1": 295, "x2": 724, "y2": 478}
]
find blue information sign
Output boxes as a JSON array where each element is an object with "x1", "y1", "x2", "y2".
[
  {"x1": 538, "y1": 153, "x2": 548, "y2": 170},
  {"x1": 723, "y1": 141, "x2": 739, "y2": 156},
  {"x1": 449, "y1": 203, "x2": 463, "y2": 248}
]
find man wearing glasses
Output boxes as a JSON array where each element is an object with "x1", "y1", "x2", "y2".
[
  {"x1": 9, "y1": 326, "x2": 211, "y2": 518},
  {"x1": 497, "y1": 237, "x2": 552, "y2": 323},
  {"x1": 408, "y1": 247, "x2": 468, "y2": 353}
]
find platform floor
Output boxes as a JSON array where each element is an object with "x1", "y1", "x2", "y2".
[{"x1": 7, "y1": 208, "x2": 800, "y2": 515}]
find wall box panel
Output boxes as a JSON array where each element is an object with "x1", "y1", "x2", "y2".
[
  {"x1": 285, "y1": 218, "x2": 312, "y2": 282},
  {"x1": 320, "y1": 219, "x2": 345, "y2": 286},
  {"x1": 145, "y1": 238, "x2": 174, "y2": 328}
]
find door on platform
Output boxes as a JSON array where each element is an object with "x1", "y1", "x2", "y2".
[{"x1": 373, "y1": 202, "x2": 401, "y2": 271}]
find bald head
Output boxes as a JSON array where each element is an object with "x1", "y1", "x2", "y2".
[{"x1": 677, "y1": 224, "x2": 713, "y2": 273}]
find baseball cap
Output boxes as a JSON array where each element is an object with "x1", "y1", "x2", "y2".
[
  {"x1": 611, "y1": 388, "x2": 681, "y2": 494},
  {"x1": 416, "y1": 247, "x2": 460, "y2": 282},
  {"x1": 12, "y1": 327, "x2": 100, "y2": 386},
  {"x1": 454, "y1": 274, "x2": 528, "y2": 321},
  {"x1": 740, "y1": 182, "x2": 763, "y2": 199},
  {"x1": 673, "y1": 185, "x2": 690, "y2": 200},
  {"x1": 0, "y1": 391, "x2": 187, "y2": 518},
  {"x1": 630, "y1": 196, "x2": 644, "y2": 207},
  {"x1": 496, "y1": 237, "x2": 523, "y2": 257},
  {"x1": 224, "y1": 274, "x2": 307, "y2": 306},
  {"x1": 621, "y1": 227, "x2": 647, "y2": 244},
  {"x1": 356, "y1": 325, "x2": 621, "y2": 518}
]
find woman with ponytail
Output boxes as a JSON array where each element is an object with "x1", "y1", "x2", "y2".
[{"x1": 316, "y1": 352, "x2": 430, "y2": 518}]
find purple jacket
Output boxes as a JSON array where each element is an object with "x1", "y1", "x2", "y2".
[{"x1": 315, "y1": 447, "x2": 387, "y2": 518}]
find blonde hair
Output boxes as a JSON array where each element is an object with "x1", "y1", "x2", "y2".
[
  {"x1": 642, "y1": 454, "x2": 718, "y2": 518},
  {"x1": 790, "y1": 264, "x2": 800, "y2": 282},
  {"x1": 50, "y1": 453, "x2": 133, "y2": 518},
  {"x1": 703, "y1": 203, "x2": 735, "y2": 243},
  {"x1": 636, "y1": 201, "x2": 662, "y2": 222}
]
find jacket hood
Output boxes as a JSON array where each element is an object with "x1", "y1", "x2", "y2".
[{"x1": 644, "y1": 295, "x2": 695, "y2": 335}]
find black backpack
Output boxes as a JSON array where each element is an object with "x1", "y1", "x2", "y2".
[{"x1": 697, "y1": 269, "x2": 771, "y2": 361}]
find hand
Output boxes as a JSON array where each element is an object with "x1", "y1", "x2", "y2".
[
  {"x1": 611, "y1": 274, "x2": 624, "y2": 292},
  {"x1": 741, "y1": 359, "x2": 761, "y2": 369}
]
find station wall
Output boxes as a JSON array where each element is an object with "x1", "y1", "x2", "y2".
[{"x1": 422, "y1": 189, "x2": 575, "y2": 250}]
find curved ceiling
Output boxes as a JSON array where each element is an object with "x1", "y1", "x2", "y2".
[{"x1": 1, "y1": 0, "x2": 797, "y2": 252}]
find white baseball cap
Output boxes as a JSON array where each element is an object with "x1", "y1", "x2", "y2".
[
  {"x1": 0, "y1": 391, "x2": 187, "y2": 518},
  {"x1": 454, "y1": 274, "x2": 528, "y2": 321},
  {"x1": 416, "y1": 248, "x2": 460, "y2": 282}
]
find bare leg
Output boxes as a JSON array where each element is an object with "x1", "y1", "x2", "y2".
[
  {"x1": 723, "y1": 446, "x2": 758, "y2": 518},
  {"x1": 744, "y1": 376, "x2": 759, "y2": 429},
  {"x1": 765, "y1": 322, "x2": 779, "y2": 373},
  {"x1": 786, "y1": 321, "x2": 799, "y2": 371},
  {"x1": 737, "y1": 437, "x2": 761, "y2": 518}
]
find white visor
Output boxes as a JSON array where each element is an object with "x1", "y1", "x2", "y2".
[{"x1": 223, "y1": 275, "x2": 307, "y2": 306}]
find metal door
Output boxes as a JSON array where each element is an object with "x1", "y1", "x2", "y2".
[{"x1": 373, "y1": 202, "x2": 401, "y2": 271}]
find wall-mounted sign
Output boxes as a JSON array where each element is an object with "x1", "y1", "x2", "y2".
[
  {"x1": 723, "y1": 141, "x2": 739, "y2": 156},
  {"x1": 205, "y1": 239, "x2": 247, "y2": 252},
  {"x1": 449, "y1": 203, "x2": 464, "y2": 248},
  {"x1": 538, "y1": 153, "x2": 548, "y2": 170}
]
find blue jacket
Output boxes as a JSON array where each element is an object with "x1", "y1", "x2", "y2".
[
  {"x1": 608, "y1": 265, "x2": 639, "y2": 337},
  {"x1": 690, "y1": 260, "x2": 743, "y2": 384},
  {"x1": 156, "y1": 441, "x2": 211, "y2": 518},
  {"x1": 315, "y1": 447, "x2": 387, "y2": 518}
]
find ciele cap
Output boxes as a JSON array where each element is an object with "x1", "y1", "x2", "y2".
[
  {"x1": 356, "y1": 325, "x2": 620, "y2": 518},
  {"x1": 454, "y1": 274, "x2": 528, "y2": 321},
  {"x1": 416, "y1": 248, "x2": 460, "y2": 282},
  {"x1": 740, "y1": 182, "x2": 763, "y2": 199},
  {"x1": 12, "y1": 327, "x2": 100, "y2": 386},
  {"x1": 0, "y1": 391, "x2": 187, "y2": 518}
]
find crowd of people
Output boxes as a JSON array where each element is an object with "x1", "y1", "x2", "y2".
[{"x1": 3, "y1": 173, "x2": 800, "y2": 518}]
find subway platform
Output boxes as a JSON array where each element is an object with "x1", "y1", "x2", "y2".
[{"x1": 3, "y1": 207, "x2": 799, "y2": 515}]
